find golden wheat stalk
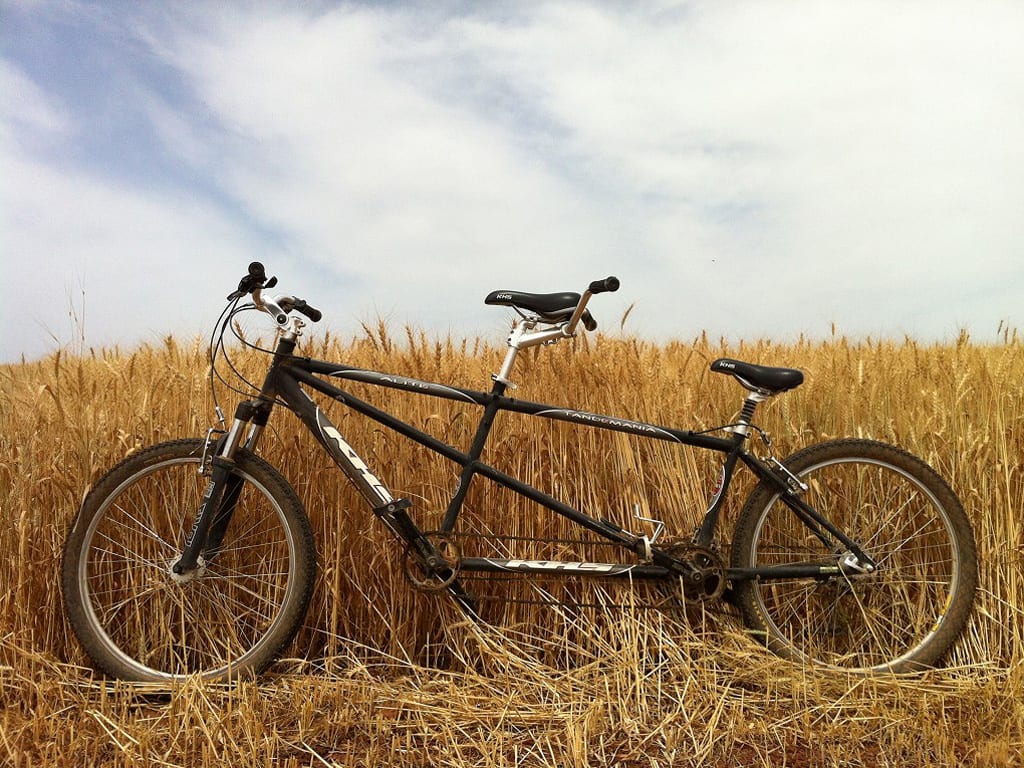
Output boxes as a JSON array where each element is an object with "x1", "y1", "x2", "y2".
[{"x1": 1, "y1": 326, "x2": 1021, "y2": 765}]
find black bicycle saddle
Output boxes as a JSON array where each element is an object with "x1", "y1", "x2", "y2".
[{"x1": 710, "y1": 358, "x2": 804, "y2": 393}]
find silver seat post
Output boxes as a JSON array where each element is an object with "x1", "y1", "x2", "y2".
[
  {"x1": 731, "y1": 390, "x2": 770, "y2": 436},
  {"x1": 493, "y1": 319, "x2": 533, "y2": 385},
  {"x1": 493, "y1": 314, "x2": 573, "y2": 386}
]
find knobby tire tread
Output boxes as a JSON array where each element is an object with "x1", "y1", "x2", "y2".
[
  {"x1": 61, "y1": 439, "x2": 316, "y2": 682},
  {"x1": 730, "y1": 438, "x2": 977, "y2": 673}
]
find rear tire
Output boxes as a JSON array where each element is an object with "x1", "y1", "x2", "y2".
[
  {"x1": 730, "y1": 439, "x2": 976, "y2": 673},
  {"x1": 62, "y1": 439, "x2": 316, "y2": 682}
]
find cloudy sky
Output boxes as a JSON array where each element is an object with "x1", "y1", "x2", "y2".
[{"x1": 2, "y1": 1, "x2": 1022, "y2": 362}]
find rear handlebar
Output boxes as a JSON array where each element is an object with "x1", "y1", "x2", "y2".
[
  {"x1": 567, "y1": 275, "x2": 620, "y2": 335},
  {"x1": 588, "y1": 276, "x2": 620, "y2": 294}
]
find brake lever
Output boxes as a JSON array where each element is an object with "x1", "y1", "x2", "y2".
[{"x1": 226, "y1": 273, "x2": 278, "y2": 301}]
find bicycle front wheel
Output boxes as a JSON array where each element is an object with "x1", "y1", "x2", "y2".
[
  {"x1": 61, "y1": 439, "x2": 316, "y2": 682},
  {"x1": 730, "y1": 439, "x2": 976, "y2": 674}
]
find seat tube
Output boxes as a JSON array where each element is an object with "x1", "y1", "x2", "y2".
[
  {"x1": 492, "y1": 320, "x2": 535, "y2": 385},
  {"x1": 439, "y1": 382, "x2": 507, "y2": 532},
  {"x1": 694, "y1": 438, "x2": 745, "y2": 546}
]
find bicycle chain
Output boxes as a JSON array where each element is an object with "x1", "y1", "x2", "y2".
[{"x1": 436, "y1": 532, "x2": 730, "y2": 610}]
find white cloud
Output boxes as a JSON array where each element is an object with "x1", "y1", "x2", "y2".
[
  {"x1": 2, "y1": 1, "x2": 1022, "y2": 362},
  {"x1": 170, "y1": 7, "x2": 615, "y2": 296},
  {"x1": 0, "y1": 60, "x2": 70, "y2": 141},
  {"x1": 1, "y1": 142, "x2": 260, "y2": 360},
  {"x1": 167, "y1": 1, "x2": 1022, "y2": 339}
]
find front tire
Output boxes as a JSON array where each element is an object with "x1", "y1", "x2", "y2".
[
  {"x1": 730, "y1": 439, "x2": 976, "y2": 674},
  {"x1": 61, "y1": 439, "x2": 316, "y2": 682}
]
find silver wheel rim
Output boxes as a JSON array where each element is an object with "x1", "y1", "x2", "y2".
[
  {"x1": 77, "y1": 456, "x2": 299, "y2": 681},
  {"x1": 748, "y1": 456, "x2": 961, "y2": 672}
]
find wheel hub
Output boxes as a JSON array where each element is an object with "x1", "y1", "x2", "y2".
[{"x1": 168, "y1": 556, "x2": 207, "y2": 584}]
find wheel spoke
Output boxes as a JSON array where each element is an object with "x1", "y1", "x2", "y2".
[
  {"x1": 64, "y1": 442, "x2": 313, "y2": 682},
  {"x1": 733, "y1": 441, "x2": 975, "y2": 673},
  {"x1": 106, "y1": 502, "x2": 180, "y2": 555}
]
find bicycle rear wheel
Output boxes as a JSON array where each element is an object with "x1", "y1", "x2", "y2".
[
  {"x1": 62, "y1": 439, "x2": 316, "y2": 682},
  {"x1": 730, "y1": 439, "x2": 976, "y2": 674}
]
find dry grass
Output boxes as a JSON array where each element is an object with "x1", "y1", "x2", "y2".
[{"x1": 1, "y1": 324, "x2": 1022, "y2": 766}]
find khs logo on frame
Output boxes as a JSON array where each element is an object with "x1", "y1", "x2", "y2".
[{"x1": 321, "y1": 423, "x2": 392, "y2": 501}]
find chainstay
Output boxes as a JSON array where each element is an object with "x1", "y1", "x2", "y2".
[
  {"x1": 452, "y1": 572, "x2": 739, "y2": 616},
  {"x1": 455, "y1": 587, "x2": 740, "y2": 617}
]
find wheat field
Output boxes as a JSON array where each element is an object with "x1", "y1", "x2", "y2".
[{"x1": 1, "y1": 323, "x2": 1022, "y2": 767}]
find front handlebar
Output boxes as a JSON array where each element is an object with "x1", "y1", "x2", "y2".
[
  {"x1": 280, "y1": 296, "x2": 323, "y2": 323},
  {"x1": 228, "y1": 262, "x2": 277, "y2": 301},
  {"x1": 234, "y1": 262, "x2": 322, "y2": 325},
  {"x1": 252, "y1": 289, "x2": 324, "y2": 327}
]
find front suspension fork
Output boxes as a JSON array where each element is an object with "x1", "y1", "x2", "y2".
[{"x1": 172, "y1": 407, "x2": 254, "y2": 574}]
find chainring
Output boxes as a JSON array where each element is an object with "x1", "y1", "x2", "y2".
[
  {"x1": 662, "y1": 542, "x2": 728, "y2": 604},
  {"x1": 403, "y1": 532, "x2": 462, "y2": 592}
]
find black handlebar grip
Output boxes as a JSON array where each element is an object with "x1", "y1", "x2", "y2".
[
  {"x1": 588, "y1": 276, "x2": 620, "y2": 294},
  {"x1": 293, "y1": 299, "x2": 322, "y2": 323}
]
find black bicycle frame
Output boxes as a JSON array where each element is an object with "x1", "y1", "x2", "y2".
[{"x1": 204, "y1": 335, "x2": 868, "y2": 586}]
